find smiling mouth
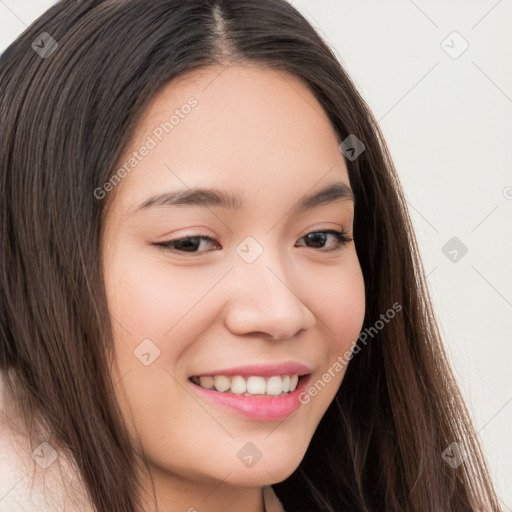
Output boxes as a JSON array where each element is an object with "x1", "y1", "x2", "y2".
[{"x1": 189, "y1": 374, "x2": 308, "y2": 397}]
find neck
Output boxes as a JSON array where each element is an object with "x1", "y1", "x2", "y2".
[{"x1": 135, "y1": 464, "x2": 266, "y2": 512}]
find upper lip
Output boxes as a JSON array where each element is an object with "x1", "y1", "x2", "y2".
[{"x1": 190, "y1": 362, "x2": 313, "y2": 377}]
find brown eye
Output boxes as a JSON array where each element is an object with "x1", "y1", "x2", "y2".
[
  {"x1": 297, "y1": 230, "x2": 352, "y2": 251},
  {"x1": 153, "y1": 235, "x2": 220, "y2": 254}
]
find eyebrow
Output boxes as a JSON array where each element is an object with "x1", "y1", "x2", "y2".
[{"x1": 135, "y1": 181, "x2": 354, "y2": 215}]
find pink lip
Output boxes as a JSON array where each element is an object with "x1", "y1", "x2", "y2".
[
  {"x1": 189, "y1": 374, "x2": 312, "y2": 421},
  {"x1": 190, "y1": 361, "x2": 312, "y2": 378}
]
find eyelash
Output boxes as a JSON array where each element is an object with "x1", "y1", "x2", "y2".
[{"x1": 152, "y1": 229, "x2": 352, "y2": 255}]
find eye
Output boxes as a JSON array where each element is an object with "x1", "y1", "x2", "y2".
[
  {"x1": 152, "y1": 229, "x2": 352, "y2": 255},
  {"x1": 296, "y1": 229, "x2": 352, "y2": 252},
  {"x1": 152, "y1": 235, "x2": 220, "y2": 254}
]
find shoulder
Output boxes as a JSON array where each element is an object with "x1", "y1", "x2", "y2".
[{"x1": 0, "y1": 372, "x2": 94, "y2": 512}]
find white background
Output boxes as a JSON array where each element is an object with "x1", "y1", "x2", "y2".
[{"x1": 1, "y1": 0, "x2": 511, "y2": 508}]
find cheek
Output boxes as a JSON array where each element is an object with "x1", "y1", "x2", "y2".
[
  {"x1": 306, "y1": 256, "x2": 366, "y2": 354},
  {"x1": 333, "y1": 267, "x2": 365, "y2": 354},
  {"x1": 299, "y1": 256, "x2": 365, "y2": 408},
  {"x1": 104, "y1": 255, "x2": 214, "y2": 460},
  {"x1": 105, "y1": 247, "x2": 217, "y2": 340},
  {"x1": 103, "y1": 250, "x2": 204, "y2": 400}
]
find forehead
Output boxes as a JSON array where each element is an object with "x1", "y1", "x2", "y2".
[{"x1": 110, "y1": 63, "x2": 350, "y2": 214}]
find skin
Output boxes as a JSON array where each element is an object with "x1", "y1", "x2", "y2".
[{"x1": 102, "y1": 63, "x2": 366, "y2": 512}]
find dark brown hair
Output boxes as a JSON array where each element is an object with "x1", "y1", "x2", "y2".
[{"x1": 0, "y1": 1, "x2": 502, "y2": 510}]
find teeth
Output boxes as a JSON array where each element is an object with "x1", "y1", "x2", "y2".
[
  {"x1": 199, "y1": 376, "x2": 214, "y2": 389},
  {"x1": 230, "y1": 376, "x2": 247, "y2": 394},
  {"x1": 282, "y1": 375, "x2": 290, "y2": 393},
  {"x1": 213, "y1": 375, "x2": 231, "y2": 392},
  {"x1": 246, "y1": 376, "x2": 266, "y2": 394},
  {"x1": 266, "y1": 376, "x2": 283, "y2": 396},
  {"x1": 191, "y1": 374, "x2": 302, "y2": 396}
]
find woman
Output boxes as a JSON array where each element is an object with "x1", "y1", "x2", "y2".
[{"x1": 0, "y1": 0, "x2": 502, "y2": 511}]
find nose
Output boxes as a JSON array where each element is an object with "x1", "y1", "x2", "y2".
[{"x1": 223, "y1": 252, "x2": 316, "y2": 341}]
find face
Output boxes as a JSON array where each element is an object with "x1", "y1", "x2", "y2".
[{"x1": 101, "y1": 63, "x2": 365, "y2": 501}]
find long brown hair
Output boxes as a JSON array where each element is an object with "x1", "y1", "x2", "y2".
[{"x1": 0, "y1": 1, "x2": 502, "y2": 510}]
